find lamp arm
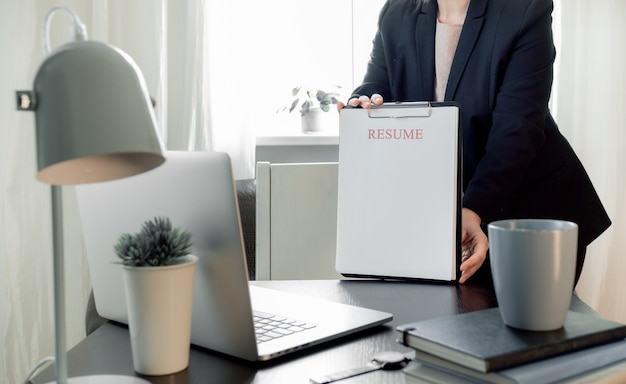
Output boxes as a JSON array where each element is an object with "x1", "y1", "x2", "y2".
[
  {"x1": 43, "y1": 6, "x2": 88, "y2": 55},
  {"x1": 51, "y1": 185, "x2": 68, "y2": 384}
]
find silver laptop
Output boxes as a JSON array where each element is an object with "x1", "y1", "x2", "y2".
[{"x1": 75, "y1": 150, "x2": 392, "y2": 361}]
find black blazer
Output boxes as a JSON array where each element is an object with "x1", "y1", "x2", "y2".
[{"x1": 352, "y1": 0, "x2": 610, "y2": 246}]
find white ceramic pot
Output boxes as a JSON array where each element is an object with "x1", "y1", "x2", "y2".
[
  {"x1": 122, "y1": 254, "x2": 198, "y2": 376},
  {"x1": 301, "y1": 108, "x2": 339, "y2": 133}
]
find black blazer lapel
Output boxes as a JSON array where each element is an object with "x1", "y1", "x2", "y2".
[
  {"x1": 415, "y1": 0, "x2": 437, "y2": 100},
  {"x1": 445, "y1": 0, "x2": 488, "y2": 100}
]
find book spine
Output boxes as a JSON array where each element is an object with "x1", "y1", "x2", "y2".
[{"x1": 486, "y1": 331, "x2": 626, "y2": 371}]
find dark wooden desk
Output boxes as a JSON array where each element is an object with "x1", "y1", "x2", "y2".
[{"x1": 32, "y1": 280, "x2": 593, "y2": 384}]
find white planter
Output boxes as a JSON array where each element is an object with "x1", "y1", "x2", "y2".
[
  {"x1": 301, "y1": 108, "x2": 339, "y2": 133},
  {"x1": 122, "y1": 254, "x2": 198, "y2": 376}
]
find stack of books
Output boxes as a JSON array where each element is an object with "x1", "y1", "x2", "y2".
[{"x1": 396, "y1": 307, "x2": 626, "y2": 383}]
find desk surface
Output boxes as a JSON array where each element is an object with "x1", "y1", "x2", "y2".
[{"x1": 33, "y1": 279, "x2": 599, "y2": 384}]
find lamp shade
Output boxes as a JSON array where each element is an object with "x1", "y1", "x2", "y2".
[{"x1": 32, "y1": 40, "x2": 165, "y2": 185}]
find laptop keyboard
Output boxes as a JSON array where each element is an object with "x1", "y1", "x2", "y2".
[{"x1": 253, "y1": 310, "x2": 316, "y2": 343}]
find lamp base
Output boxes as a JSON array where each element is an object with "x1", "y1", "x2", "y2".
[{"x1": 45, "y1": 375, "x2": 151, "y2": 384}]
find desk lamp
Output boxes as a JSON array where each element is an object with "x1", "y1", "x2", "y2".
[{"x1": 16, "y1": 6, "x2": 165, "y2": 384}]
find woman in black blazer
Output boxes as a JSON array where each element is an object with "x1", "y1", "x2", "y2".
[{"x1": 340, "y1": 0, "x2": 611, "y2": 285}]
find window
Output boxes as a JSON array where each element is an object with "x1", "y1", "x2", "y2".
[{"x1": 207, "y1": 0, "x2": 385, "y2": 132}]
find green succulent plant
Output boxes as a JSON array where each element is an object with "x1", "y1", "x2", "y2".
[
  {"x1": 114, "y1": 217, "x2": 193, "y2": 267},
  {"x1": 279, "y1": 86, "x2": 342, "y2": 116}
]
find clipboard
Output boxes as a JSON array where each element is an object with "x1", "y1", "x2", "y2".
[{"x1": 335, "y1": 102, "x2": 462, "y2": 281}]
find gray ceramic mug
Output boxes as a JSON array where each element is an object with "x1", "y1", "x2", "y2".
[{"x1": 487, "y1": 219, "x2": 578, "y2": 331}]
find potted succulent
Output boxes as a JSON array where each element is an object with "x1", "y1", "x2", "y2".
[
  {"x1": 114, "y1": 216, "x2": 197, "y2": 376},
  {"x1": 279, "y1": 85, "x2": 342, "y2": 132}
]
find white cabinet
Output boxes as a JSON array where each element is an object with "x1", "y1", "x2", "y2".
[
  {"x1": 255, "y1": 133, "x2": 339, "y2": 166},
  {"x1": 255, "y1": 161, "x2": 343, "y2": 280}
]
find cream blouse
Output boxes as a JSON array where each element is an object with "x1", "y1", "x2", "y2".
[{"x1": 434, "y1": 20, "x2": 464, "y2": 102}]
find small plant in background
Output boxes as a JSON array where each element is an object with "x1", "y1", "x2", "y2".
[
  {"x1": 114, "y1": 217, "x2": 193, "y2": 267},
  {"x1": 279, "y1": 85, "x2": 342, "y2": 116}
]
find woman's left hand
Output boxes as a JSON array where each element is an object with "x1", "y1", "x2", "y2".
[
  {"x1": 459, "y1": 208, "x2": 489, "y2": 284},
  {"x1": 337, "y1": 93, "x2": 384, "y2": 111}
]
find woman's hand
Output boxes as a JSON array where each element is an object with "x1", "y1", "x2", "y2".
[
  {"x1": 459, "y1": 208, "x2": 489, "y2": 284},
  {"x1": 337, "y1": 93, "x2": 384, "y2": 111}
]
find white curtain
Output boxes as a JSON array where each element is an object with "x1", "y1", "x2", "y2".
[
  {"x1": 1, "y1": 2, "x2": 84, "y2": 383},
  {"x1": 553, "y1": 0, "x2": 626, "y2": 323},
  {"x1": 1, "y1": 0, "x2": 625, "y2": 382},
  {"x1": 0, "y1": 1, "x2": 225, "y2": 382}
]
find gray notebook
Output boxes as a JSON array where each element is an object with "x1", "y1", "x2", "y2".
[{"x1": 75, "y1": 150, "x2": 392, "y2": 361}]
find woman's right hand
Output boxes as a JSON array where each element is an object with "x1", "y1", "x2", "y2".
[{"x1": 337, "y1": 93, "x2": 384, "y2": 111}]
